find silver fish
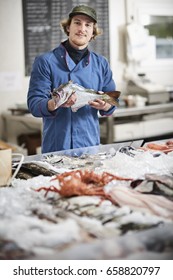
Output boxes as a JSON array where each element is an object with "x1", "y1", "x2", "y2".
[{"x1": 51, "y1": 80, "x2": 120, "y2": 112}]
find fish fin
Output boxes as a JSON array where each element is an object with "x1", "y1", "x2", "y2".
[
  {"x1": 105, "y1": 91, "x2": 121, "y2": 99},
  {"x1": 105, "y1": 91, "x2": 121, "y2": 106},
  {"x1": 52, "y1": 80, "x2": 74, "y2": 94},
  {"x1": 106, "y1": 98, "x2": 119, "y2": 106}
]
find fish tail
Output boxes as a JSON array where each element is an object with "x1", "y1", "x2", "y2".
[
  {"x1": 106, "y1": 97, "x2": 119, "y2": 106},
  {"x1": 104, "y1": 91, "x2": 121, "y2": 106}
]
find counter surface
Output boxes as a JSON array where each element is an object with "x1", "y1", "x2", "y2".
[{"x1": 112, "y1": 102, "x2": 173, "y2": 117}]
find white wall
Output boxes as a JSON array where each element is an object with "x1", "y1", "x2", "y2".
[
  {"x1": 109, "y1": 0, "x2": 127, "y2": 90},
  {"x1": 0, "y1": 0, "x2": 172, "y2": 138},
  {"x1": 125, "y1": 0, "x2": 173, "y2": 85},
  {"x1": 0, "y1": 0, "x2": 30, "y2": 136},
  {"x1": 0, "y1": 0, "x2": 30, "y2": 104}
]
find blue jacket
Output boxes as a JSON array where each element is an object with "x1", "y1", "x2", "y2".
[{"x1": 27, "y1": 43, "x2": 116, "y2": 153}]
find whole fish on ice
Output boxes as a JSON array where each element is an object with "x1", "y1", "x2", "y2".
[{"x1": 51, "y1": 80, "x2": 121, "y2": 112}]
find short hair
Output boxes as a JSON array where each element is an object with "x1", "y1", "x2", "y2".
[{"x1": 60, "y1": 17, "x2": 102, "y2": 40}]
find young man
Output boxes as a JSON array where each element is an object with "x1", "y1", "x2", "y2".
[{"x1": 27, "y1": 4, "x2": 117, "y2": 153}]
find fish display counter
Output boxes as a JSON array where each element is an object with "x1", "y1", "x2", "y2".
[{"x1": 0, "y1": 140, "x2": 173, "y2": 260}]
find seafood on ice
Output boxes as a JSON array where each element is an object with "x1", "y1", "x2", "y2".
[
  {"x1": 141, "y1": 140, "x2": 173, "y2": 154},
  {"x1": 131, "y1": 174, "x2": 173, "y2": 197},
  {"x1": 35, "y1": 169, "x2": 133, "y2": 198},
  {"x1": 51, "y1": 80, "x2": 121, "y2": 112},
  {"x1": 105, "y1": 184, "x2": 173, "y2": 220},
  {"x1": 34, "y1": 168, "x2": 173, "y2": 220}
]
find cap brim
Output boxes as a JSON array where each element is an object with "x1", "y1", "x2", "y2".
[{"x1": 69, "y1": 12, "x2": 97, "y2": 22}]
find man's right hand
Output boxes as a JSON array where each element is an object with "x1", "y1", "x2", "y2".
[
  {"x1": 48, "y1": 92, "x2": 77, "y2": 111},
  {"x1": 61, "y1": 92, "x2": 77, "y2": 108},
  {"x1": 48, "y1": 98, "x2": 60, "y2": 111}
]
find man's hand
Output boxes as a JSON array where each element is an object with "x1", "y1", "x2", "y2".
[
  {"x1": 48, "y1": 96, "x2": 60, "y2": 111},
  {"x1": 89, "y1": 99, "x2": 112, "y2": 111},
  {"x1": 61, "y1": 92, "x2": 77, "y2": 108},
  {"x1": 48, "y1": 92, "x2": 77, "y2": 111}
]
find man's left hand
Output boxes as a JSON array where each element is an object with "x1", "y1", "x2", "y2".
[{"x1": 89, "y1": 99, "x2": 111, "y2": 111}]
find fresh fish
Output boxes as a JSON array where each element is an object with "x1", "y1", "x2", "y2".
[
  {"x1": 51, "y1": 80, "x2": 121, "y2": 112},
  {"x1": 131, "y1": 174, "x2": 173, "y2": 197},
  {"x1": 16, "y1": 162, "x2": 58, "y2": 179},
  {"x1": 0, "y1": 238, "x2": 33, "y2": 260},
  {"x1": 106, "y1": 185, "x2": 173, "y2": 220}
]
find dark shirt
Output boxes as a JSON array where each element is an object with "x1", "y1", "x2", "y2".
[{"x1": 63, "y1": 40, "x2": 88, "y2": 64}]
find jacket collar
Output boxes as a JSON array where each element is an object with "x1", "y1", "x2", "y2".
[{"x1": 53, "y1": 43, "x2": 90, "y2": 71}]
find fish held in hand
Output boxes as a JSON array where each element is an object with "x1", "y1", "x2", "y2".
[{"x1": 51, "y1": 80, "x2": 121, "y2": 112}]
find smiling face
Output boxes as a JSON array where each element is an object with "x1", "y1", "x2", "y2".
[{"x1": 67, "y1": 15, "x2": 95, "y2": 49}]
